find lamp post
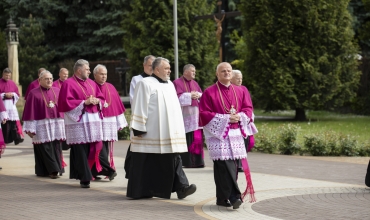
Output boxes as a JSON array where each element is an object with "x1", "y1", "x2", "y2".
[{"x1": 5, "y1": 18, "x2": 21, "y2": 95}]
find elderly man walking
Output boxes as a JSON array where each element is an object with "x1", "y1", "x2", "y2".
[
  {"x1": 0, "y1": 68, "x2": 24, "y2": 145},
  {"x1": 23, "y1": 70, "x2": 66, "y2": 179},
  {"x1": 199, "y1": 62, "x2": 256, "y2": 209},
  {"x1": 127, "y1": 57, "x2": 196, "y2": 199},
  {"x1": 58, "y1": 59, "x2": 105, "y2": 188},
  {"x1": 124, "y1": 55, "x2": 156, "y2": 178},
  {"x1": 93, "y1": 64, "x2": 127, "y2": 180},
  {"x1": 173, "y1": 64, "x2": 204, "y2": 168}
]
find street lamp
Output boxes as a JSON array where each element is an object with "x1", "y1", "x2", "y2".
[{"x1": 5, "y1": 18, "x2": 19, "y2": 43}]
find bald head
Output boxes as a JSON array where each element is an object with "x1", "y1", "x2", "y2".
[{"x1": 216, "y1": 62, "x2": 233, "y2": 85}]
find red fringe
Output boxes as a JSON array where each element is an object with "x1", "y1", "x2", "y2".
[
  {"x1": 88, "y1": 141, "x2": 103, "y2": 173},
  {"x1": 109, "y1": 141, "x2": 115, "y2": 170},
  {"x1": 241, "y1": 158, "x2": 256, "y2": 203}
]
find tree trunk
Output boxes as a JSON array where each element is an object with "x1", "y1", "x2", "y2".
[{"x1": 295, "y1": 108, "x2": 307, "y2": 121}]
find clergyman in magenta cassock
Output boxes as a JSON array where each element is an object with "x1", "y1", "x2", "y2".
[
  {"x1": 0, "y1": 68, "x2": 24, "y2": 145},
  {"x1": 57, "y1": 59, "x2": 105, "y2": 188},
  {"x1": 23, "y1": 71, "x2": 66, "y2": 178},
  {"x1": 0, "y1": 98, "x2": 9, "y2": 169},
  {"x1": 173, "y1": 64, "x2": 204, "y2": 168},
  {"x1": 199, "y1": 62, "x2": 257, "y2": 209},
  {"x1": 93, "y1": 64, "x2": 128, "y2": 180}
]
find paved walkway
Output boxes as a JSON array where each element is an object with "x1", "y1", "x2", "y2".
[{"x1": 0, "y1": 136, "x2": 369, "y2": 220}]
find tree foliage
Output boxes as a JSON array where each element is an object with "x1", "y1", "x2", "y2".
[
  {"x1": 122, "y1": 0, "x2": 218, "y2": 89},
  {"x1": 240, "y1": 0, "x2": 361, "y2": 120},
  {"x1": 0, "y1": 28, "x2": 7, "y2": 70},
  {"x1": 18, "y1": 14, "x2": 55, "y2": 90},
  {"x1": 0, "y1": 0, "x2": 127, "y2": 63}
]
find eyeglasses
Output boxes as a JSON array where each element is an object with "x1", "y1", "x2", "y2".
[{"x1": 43, "y1": 78, "x2": 53, "y2": 81}]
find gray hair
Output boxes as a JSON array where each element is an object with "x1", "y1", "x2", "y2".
[
  {"x1": 93, "y1": 64, "x2": 107, "y2": 75},
  {"x1": 144, "y1": 55, "x2": 156, "y2": 64},
  {"x1": 73, "y1": 59, "x2": 89, "y2": 72},
  {"x1": 39, "y1": 70, "x2": 52, "y2": 79},
  {"x1": 38, "y1": 68, "x2": 46, "y2": 75},
  {"x1": 232, "y1": 69, "x2": 242, "y2": 77},
  {"x1": 2, "y1": 68, "x2": 12, "y2": 74},
  {"x1": 59, "y1": 68, "x2": 68, "y2": 73},
  {"x1": 183, "y1": 64, "x2": 195, "y2": 73},
  {"x1": 152, "y1": 57, "x2": 170, "y2": 70}
]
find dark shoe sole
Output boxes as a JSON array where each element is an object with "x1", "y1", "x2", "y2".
[
  {"x1": 80, "y1": 184, "x2": 90, "y2": 188},
  {"x1": 109, "y1": 172, "x2": 117, "y2": 181},
  {"x1": 216, "y1": 201, "x2": 232, "y2": 207},
  {"x1": 232, "y1": 199, "x2": 242, "y2": 209},
  {"x1": 178, "y1": 184, "x2": 197, "y2": 199}
]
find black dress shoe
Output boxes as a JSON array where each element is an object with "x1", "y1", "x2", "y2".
[
  {"x1": 231, "y1": 199, "x2": 242, "y2": 209},
  {"x1": 93, "y1": 176, "x2": 102, "y2": 180},
  {"x1": 237, "y1": 167, "x2": 244, "y2": 172},
  {"x1": 177, "y1": 184, "x2": 197, "y2": 199},
  {"x1": 108, "y1": 172, "x2": 117, "y2": 181},
  {"x1": 216, "y1": 200, "x2": 232, "y2": 207},
  {"x1": 0, "y1": 166, "x2": 2, "y2": 170},
  {"x1": 80, "y1": 181, "x2": 90, "y2": 188}
]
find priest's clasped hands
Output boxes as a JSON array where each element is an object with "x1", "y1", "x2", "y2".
[
  {"x1": 229, "y1": 113, "x2": 240, "y2": 123},
  {"x1": 4, "y1": 92, "x2": 14, "y2": 99},
  {"x1": 190, "y1": 91, "x2": 200, "y2": 100},
  {"x1": 84, "y1": 95, "x2": 100, "y2": 105}
]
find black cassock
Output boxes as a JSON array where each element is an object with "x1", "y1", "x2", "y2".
[
  {"x1": 127, "y1": 152, "x2": 189, "y2": 199},
  {"x1": 180, "y1": 131, "x2": 204, "y2": 168},
  {"x1": 33, "y1": 140, "x2": 63, "y2": 176}
]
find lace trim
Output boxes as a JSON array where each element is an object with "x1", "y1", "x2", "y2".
[
  {"x1": 24, "y1": 119, "x2": 66, "y2": 144},
  {"x1": 203, "y1": 113, "x2": 230, "y2": 140},
  {"x1": 0, "y1": 111, "x2": 9, "y2": 121},
  {"x1": 65, "y1": 121, "x2": 102, "y2": 144},
  {"x1": 64, "y1": 101, "x2": 85, "y2": 122},
  {"x1": 116, "y1": 113, "x2": 128, "y2": 130},
  {"x1": 182, "y1": 106, "x2": 199, "y2": 133},
  {"x1": 179, "y1": 93, "x2": 192, "y2": 106},
  {"x1": 205, "y1": 129, "x2": 247, "y2": 160},
  {"x1": 239, "y1": 112, "x2": 258, "y2": 136},
  {"x1": 102, "y1": 116, "x2": 120, "y2": 141},
  {"x1": 3, "y1": 99, "x2": 19, "y2": 120}
]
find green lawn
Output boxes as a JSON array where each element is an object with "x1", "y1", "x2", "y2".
[{"x1": 254, "y1": 110, "x2": 370, "y2": 144}]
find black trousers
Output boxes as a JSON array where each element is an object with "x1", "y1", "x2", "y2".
[
  {"x1": 69, "y1": 144, "x2": 93, "y2": 182},
  {"x1": 33, "y1": 140, "x2": 62, "y2": 176},
  {"x1": 180, "y1": 131, "x2": 204, "y2": 168},
  {"x1": 127, "y1": 152, "x2": 189, "y2": 199},
  {"x1": 213, "y1": 159, "x2": 241, "y2": 203},
  {"x1": 1, "y1": 120, "x2": 23, "y2": 145}
]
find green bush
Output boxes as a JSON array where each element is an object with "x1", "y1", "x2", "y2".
[
  {"x1": 254, "y1": 124, "x2": 277, "y2": 153},
  {"x1": 118, "y1": 109, "x2": 131, "y2": 140},
  {"x1": 277, "y1": 123, "x2": 300, "y2": 155},
  {"x1": 303, "y1": 135, "x2": 328, "y2": 156},
  {"x1": 338, "y1": 135, "x2": 359, "y2": 156},
  {"x1": 358, "y1": 141, "x2": 370, "y2": 156}
]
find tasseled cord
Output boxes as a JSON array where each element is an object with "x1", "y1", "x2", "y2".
[
  {"x1": 88, "y1": 141, "x2": 103, "y2": 177},
  {"x1": 109, "y1": 141, "x2": 115, "y2": 170},
  {"x1": 241, "y1": 158, "x2": 256, "y2": 203}
]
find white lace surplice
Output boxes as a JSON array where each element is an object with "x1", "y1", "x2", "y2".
[
  {"x1": 1, "y1": 92, "x2": 20, "y2": 120},
  {"x1": 63, "y1": 101, "x2": 103, "y2": 144},
  {"x1": 203, "y1": 113, "x2": 255, "y2": 160},
  {"x1": 178, "y1": 93, "x2": 202, "y2": 133},
  {"x1": 23, "y1": 118, "x2": 66, "y2": 144},
  {"x1": 101, "y1": 113, "x2": 128, "y2": 141}
]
